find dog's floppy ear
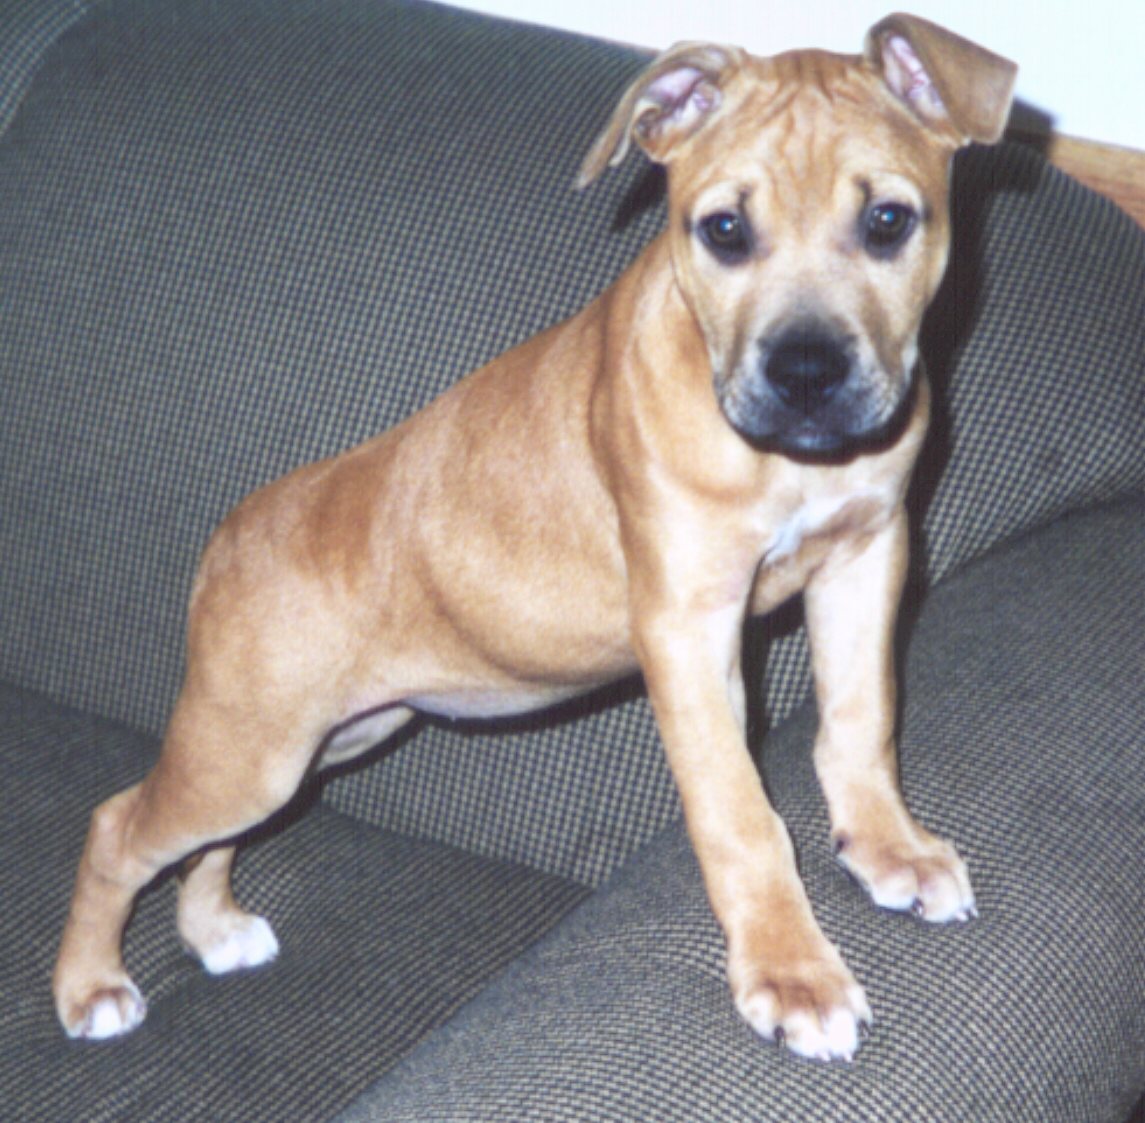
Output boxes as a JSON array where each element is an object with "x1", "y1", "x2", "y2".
[
  {"x1": 576, "y1": 43, "x2": 744, "y2": 189},
  {"x1": 866, "y1": 14, "x2": 1017, "y2": 145}
]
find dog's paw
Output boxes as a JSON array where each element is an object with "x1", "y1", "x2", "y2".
[
  {"x1": 834, "y1": 828, "x2": 976, "y2": 923},
  {"x1": 731, "y1": 944, "x2": 872, "y2": 1062},
  {"x1": 187, "y1": 913, "x2": 280, "y2": 976},
  {"x1": 57, "y1": 976, "x2": 147, "y2": 1040}
]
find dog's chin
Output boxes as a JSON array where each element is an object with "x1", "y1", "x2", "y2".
[
  {"x1": 721, "y1": 399, "x2": 909, "y2": 462},
  {"x1": 762, "y1": 427, "x2": 857, "y2": 457}
]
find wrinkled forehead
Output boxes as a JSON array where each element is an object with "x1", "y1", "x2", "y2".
[{"x1": 670, "y1": 49, "x2": 952, "y2": 216}]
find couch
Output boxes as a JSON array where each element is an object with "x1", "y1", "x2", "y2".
[{"x1": 2, "y1": 0, "x2": 1143, "y2": 1119}]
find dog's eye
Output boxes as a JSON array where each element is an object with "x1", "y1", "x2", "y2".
[
  {"x1": 863, "y1": 202, "x2": 916, "y2": 257},
  {"x1": 699, "y1": 212, "x2": 752, "y2": 263}
]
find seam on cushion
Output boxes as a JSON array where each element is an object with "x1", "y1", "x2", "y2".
[
  {"x1": 0, "y1": 673, "x2": 160, "y2": 749},
  {"x1": 0, "y1": 0, "x2": 103, "y2": 137}
]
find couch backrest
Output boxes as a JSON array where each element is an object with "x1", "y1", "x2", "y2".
[{"x1": 2, "y1": 0, "x2": 1142, "y2": 883}]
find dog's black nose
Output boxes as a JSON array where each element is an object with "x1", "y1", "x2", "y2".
[{"x1": 765, "y1": 330, "x2": 851, "y2": 413}]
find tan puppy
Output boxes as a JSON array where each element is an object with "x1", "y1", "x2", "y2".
[{"x1": 54, "y1": 15, "x2": 1016, "y2": 1061}]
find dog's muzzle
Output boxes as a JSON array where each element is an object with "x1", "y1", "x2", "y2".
[
  {"x1": 766, "y1": 329, "x2": 850, "y2": 415},
  {"x1": 718, "y1": 324, "x2": 907, "y2": 457}
]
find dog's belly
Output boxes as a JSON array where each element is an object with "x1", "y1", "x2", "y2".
[
  {"x1": 318, "y1": 658, "x2": 629, "y2": 769},
  {"x1": 392, "y1": 610, "x2": 639, "y2": 720},
  {"x1": 407, "y1": 680, "x2": 599, "y2": 721}
]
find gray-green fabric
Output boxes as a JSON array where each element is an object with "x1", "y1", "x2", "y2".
[{"x1": 0, "y1": 0, "x2": 99, "y2": 130}]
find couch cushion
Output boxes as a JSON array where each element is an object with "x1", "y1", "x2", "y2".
[
  {"x1": 338, "y1": 499, "x2": 1145, "y2": 1122},
  {"x1": 0, "y1": 681, "x2": 588, "y2": 1121},
  {"x1": 1, "y1": 0, "x2": 1142, "y2": 887}
]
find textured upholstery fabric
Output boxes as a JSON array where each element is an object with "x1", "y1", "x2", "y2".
[
  {"x1": 2, "y1": 0, "x2": 1141, "y2": 888},
  {"x1": 0, "y1": 0, "x2": 97, "y2": 130},
  {"x1": 0, "y1": 681, "x2": 588, "y2": 1121},
  {"x1": 341, "y1": 499, "x2": 1145, "y2": 1123}
]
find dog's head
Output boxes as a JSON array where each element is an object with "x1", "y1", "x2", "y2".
[{"x1": 579, "y1": 15, "x2": 1016, "y2": 457}]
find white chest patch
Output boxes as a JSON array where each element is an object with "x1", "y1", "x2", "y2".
[{"x1": 763, "y1": 492, "x2": 884, "y2": 565}]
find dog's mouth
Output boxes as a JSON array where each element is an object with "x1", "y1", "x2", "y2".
[
  {"x1": 719, "y1": 381, "x2": 914, "y2": 459},
  {"x1": 730, "y1": 408, "x2": 906, "y2": 460},
  {"x1": 716, "y1": 326, "x2": 915, "y2": 459}
]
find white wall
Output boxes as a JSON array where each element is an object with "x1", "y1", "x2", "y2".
[{"x1": 446, "y1": 0, "x2": 1145, "y2": 151}]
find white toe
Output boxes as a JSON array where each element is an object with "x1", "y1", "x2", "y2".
[
  {"x1": 200, "y1": 916, "x2": 279, "y2": 975},
  {"x1": 74, "y1": 984, "x2": 146, "y2": 1040}
]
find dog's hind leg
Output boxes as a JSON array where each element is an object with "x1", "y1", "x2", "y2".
[
  {"x1": 177, "y1": 845, "x2": 279, "y2": 975},
  {"x1": 175, "y1": 703, "x2": 416, "y2": 974},
  {"x1": 52, "y1": 689, "x2": 328, "y2": 1040}
]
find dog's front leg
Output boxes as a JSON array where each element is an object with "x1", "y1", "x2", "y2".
[
  {"x1": 805, "y1": 510, "x2": 976, "y2": 923},
  {"x1": 633, "y1": 600, "x2": 871, "y2": 1061}
]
